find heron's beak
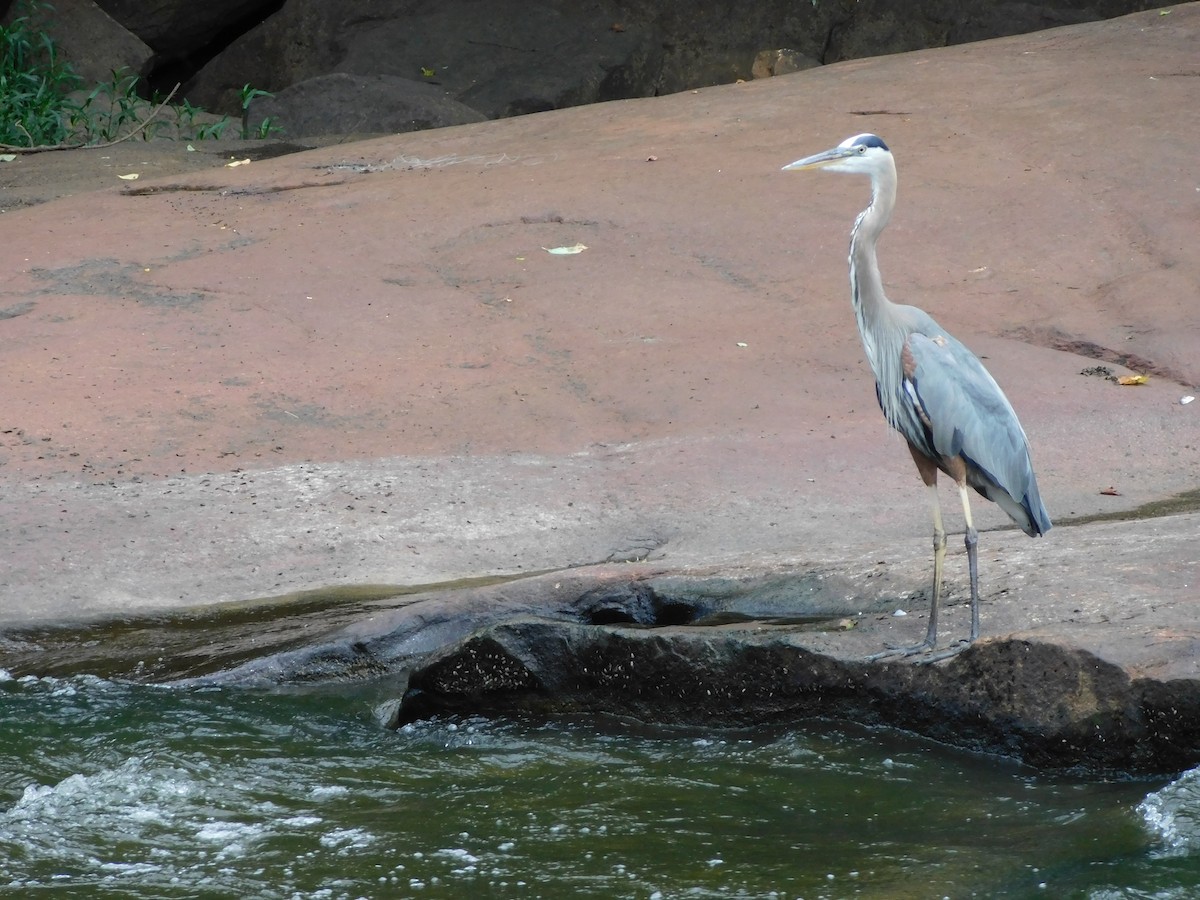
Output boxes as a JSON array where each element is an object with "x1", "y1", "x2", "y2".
[{"x1": 781, "y1": 146, "x2": 854, "y2": 171}]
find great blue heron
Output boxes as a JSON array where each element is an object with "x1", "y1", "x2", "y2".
[{"x1": 783, "y1": 133, "x2": 1051, "y2": 659}]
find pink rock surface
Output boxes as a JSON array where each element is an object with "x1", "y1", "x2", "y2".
[{"x1": 0, "y1": 7, "x2": 1196, "y2": 636}]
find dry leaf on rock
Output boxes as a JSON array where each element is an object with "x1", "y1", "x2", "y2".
[{"x1": 543, "y1": 243, "x2": 588, "y2": 255}]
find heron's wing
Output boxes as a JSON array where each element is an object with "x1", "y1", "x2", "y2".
[{"x1": 903, "y1": 331, "x2": 1050, "y2": 534}]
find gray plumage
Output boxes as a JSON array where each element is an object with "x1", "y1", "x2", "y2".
[{"x1": 783, "y1": 133, "x2": 1050, "y2": 659}]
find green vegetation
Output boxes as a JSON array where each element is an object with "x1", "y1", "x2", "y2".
[
  {"x1": 0, "y1": 1, "x2": 80, "y2": 146},
  {"x1": 240, "y1": 82, "x2": 278, "y2": 140},
  {"x1": 0, "y1": 1, "x2": 277, "y2": 150}
]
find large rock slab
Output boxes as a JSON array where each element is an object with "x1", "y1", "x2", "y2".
[
  {"x1": 0, "y1": 9, "x2": 1197, "y2": 769},
  {"x1": 0, "y1": 6, "x2": 1195, "y2": 623}
]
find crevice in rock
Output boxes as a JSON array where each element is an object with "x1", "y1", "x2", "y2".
[
  {"x1": 140, "y1": 0, "x2": 289, "y2": 98},
  {"x1": 1005, "y1": 324, "x2": 1186, "y2": 385},
  {"x1": 1060, "y1": 487, "x2": 1200, "y2": 527},
  {"x1": 578, "y1": 582, "x2": 703, "y2": 627}
]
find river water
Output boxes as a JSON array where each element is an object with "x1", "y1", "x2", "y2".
[{"x1": 3, "y1": 669, "x2": 1200, "y2": 898}]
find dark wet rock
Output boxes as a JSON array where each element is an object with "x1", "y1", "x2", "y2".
[
  {"x1": 175, "y1": 0, "x2": 1163, "y2": 120},
  {"x1": 398, "y1": 618, "x2": 1197, "y2": 775},
  {"x1": 187, "y1": 565, "x2": 894, "y2": 687}
]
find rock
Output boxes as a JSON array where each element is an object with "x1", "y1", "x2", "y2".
[
  {"x1": 184, "y1": 0, "x2": 664, "y2": 119},
  {"x1": 171, "y1": 507, "x2": 1200, "y2": 775},
  {"x1": 245, "y1": 73, "x2": 487, "y2": 139},
  {"x1": 16, "y1": 0, "x2": 1165, "y2": 139},
  {"x1": 95, "y1": 0, "x2": 278, "y2": 60},
  {"x1": 751, "y1": 49, "x2": 820, "y2": 79},
  {"x1": 398, "y1": 618, "x2": 1192, "y2": 774},
  {"x1": 821, "y1": 2, "x2": 1102, "y2": 62},
  {"x1": 943, "y1": 2, "x2": 1102, "y2": 46},
  {"x1": 8, "y1": 0, "x2": 153, "y2": 85},
  {"x1": 0, "y1": 7, "x2": 1196, "y2": 616},
  {"x1": 645, "y1": 2, "x2": 834, "y2": 93}
]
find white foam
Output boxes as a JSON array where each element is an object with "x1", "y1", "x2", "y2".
[
  {"x1": 319, "y1": 827, "x2": 376, "y2": 852},
  {"x1": 195, "y1": 820, "x2": 265, "y2": 845},
  {"x1": 281, "y1": 815, "x2": 323, "y2": 828},
  {"x1": 435, "y1": 847, "x2": 480, "y2": 865},
  {"x1": 1140, "y1": 766, "x2": 1200, "y2": 854},
  {"x1": 309, "y1": 784, "x2": 349, "y2": 799}
]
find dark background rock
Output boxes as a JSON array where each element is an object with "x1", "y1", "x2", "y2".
[
  {"x1": 184, "y1": 0, "x2": 664, "y2": 121},
  {"x1": 8, "y1": 0, "x2": 152, "y2": 87},
  {"x1": 6, "y1": 0, "x2": 1169, "y2": 138},
  {"x1": 92, "y1": 0, "x2": 280, "y2": 67},
  {"x1": 245, "y1": 73, "x2": 487, "y2": 139}
]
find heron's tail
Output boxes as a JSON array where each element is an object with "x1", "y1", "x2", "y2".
[{"x1": 986, "y1": 479, "x2": 1051, "y2": 537}]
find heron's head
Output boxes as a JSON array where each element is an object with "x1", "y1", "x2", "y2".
[{"x1": 782, "y1": 133, "x2": 891, "y2": 176}]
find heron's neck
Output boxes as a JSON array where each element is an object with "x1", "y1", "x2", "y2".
[{"x1": 848, "y1": 165, "x2": 900, "y2": 374}]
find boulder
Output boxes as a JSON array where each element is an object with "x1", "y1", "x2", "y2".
[
  {"x1": 751, "y1": 49, "x2": 821, "y2": 80},
  {"x1": 95, "y1": 0, "x2": 277, "y2": 59},
  {"x1": 245, "y1": 73, "x2": 487, "y2": 139},
  {"x1": 13, "y1": 0, "x2": 1166, "y2": 141},
  {"x1": 400, "y1": 619, "x2": 1187, "y2": 774},
  {"x1": 184, "y1": 0, "x2": 664, "y2": 119},
  {"x1": 5, "y1": 0, "x2": 153, "y2": 86}
]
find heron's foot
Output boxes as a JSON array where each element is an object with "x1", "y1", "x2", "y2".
[
  {"x1": 864, "y1": 639, "x2": 935, "y2": 663},
  {"x1": 912, "y1": 639, "x2": 972, "y2": 665}
]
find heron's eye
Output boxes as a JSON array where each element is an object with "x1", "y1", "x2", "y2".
[{"x1": 857, "y1": 146, "x2": 866, "y2": 154}]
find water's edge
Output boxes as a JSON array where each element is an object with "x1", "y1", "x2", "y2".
[{"x1": 3, "y1": 561, "x2": 1197, "y2": 777}]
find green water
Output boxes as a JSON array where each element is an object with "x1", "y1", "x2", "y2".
[{"x1": 2, "y1": 670, "x2": 1200, "y2": 898}]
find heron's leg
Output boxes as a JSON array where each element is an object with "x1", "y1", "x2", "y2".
[
  {"x1": 959, "y1": 484, "x2": 980, "y2": 642},
  {"x1": 915, "y1": 484, "x2": 981, "y2": 664},
  {"x1": 866, "y1": 450, "x2": 943, "y2": 661},
  {"x1": 924, "y1": 481, "x2": 947, "y2": 647}
]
